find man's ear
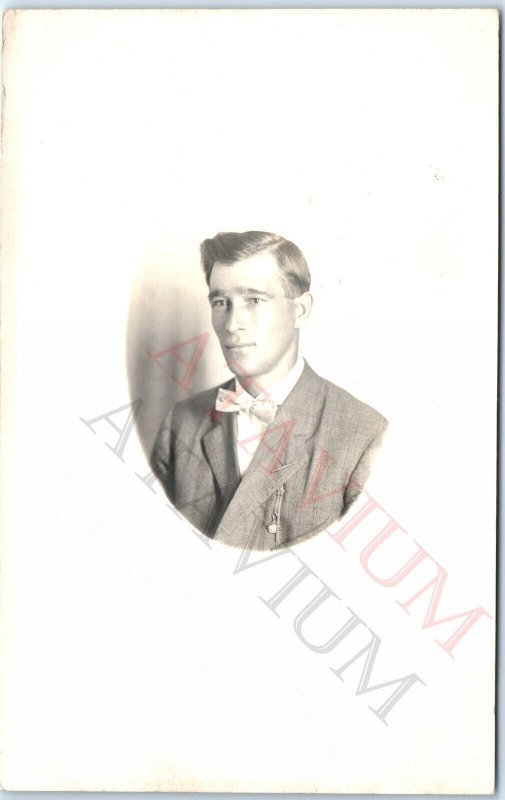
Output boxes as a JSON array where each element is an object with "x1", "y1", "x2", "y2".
[{"x1": 294, "y1": 292, "x2": 313, "y2": 328}]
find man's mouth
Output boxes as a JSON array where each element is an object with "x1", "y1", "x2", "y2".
[{"x1": 225, "y1": 343, "x2": 255, "y2": 350}]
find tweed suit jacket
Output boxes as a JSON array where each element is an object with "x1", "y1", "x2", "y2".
[{"x1": 151, "y1": 362, "x2": 387, "y2": 550}]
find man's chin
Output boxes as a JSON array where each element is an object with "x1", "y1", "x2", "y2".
[
  {"x1": 226, "y1": 361, "x2": 255, "y2": 378},
  {"x1": 224, "y1": 353, "x2": 258, "y2": 379}
]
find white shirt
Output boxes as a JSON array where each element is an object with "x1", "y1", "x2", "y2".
[{"x1": 234, "y1": 356, "x2": 305, "y2": 476}]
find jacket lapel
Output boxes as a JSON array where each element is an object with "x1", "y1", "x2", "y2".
[
  {"x1": 202, "y1": 389, "x2": 240, "y2": 495},
  {"x1": 215, "y1": 362, "x2": 326, "y2": 539}
]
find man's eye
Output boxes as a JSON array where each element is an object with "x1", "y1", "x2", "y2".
[
  {"x1": 247, "y1": 297, "x2": 263, "y2": 305},
  {"x1": 211, "y1": 298, "x2": 227, "y2": 308}
]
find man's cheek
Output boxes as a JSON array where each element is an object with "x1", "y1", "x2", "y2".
[{"x1": 212, "y1": 320, "x2": 224, "y2": 338}]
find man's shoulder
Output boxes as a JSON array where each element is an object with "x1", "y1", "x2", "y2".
[
  {"x1": 171, "y1": 380, "x2": 232, "y2": 422},
  {"x1": 327, "y1": 378, "x2": 387, "y2": 426},
  {"x1": 304, "y1": 363, "x2": 388, "y2": 432}
]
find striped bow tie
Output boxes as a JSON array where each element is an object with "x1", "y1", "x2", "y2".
[{"x1": 215, "y1": 388, "x2": 278, "y2": 425}]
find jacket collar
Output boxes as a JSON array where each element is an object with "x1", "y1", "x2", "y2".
[
  {"x1": 234, "y1": 355, "x2": 306, "y2": 407},
  {"x1": 211, "y1": 361, "x2": 327, "y2": 540}
]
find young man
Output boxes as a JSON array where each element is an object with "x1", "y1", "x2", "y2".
[{"x1": 151, "y1": 231, "x2": 387, "y2": 550}]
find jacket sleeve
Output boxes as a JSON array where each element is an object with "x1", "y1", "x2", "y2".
[
  {"x1": 150, "y1": 407, "x2": 175, "y2": 498},
  {"x1": 344, "y1": 417, "x2": 388, "y2": 512}
]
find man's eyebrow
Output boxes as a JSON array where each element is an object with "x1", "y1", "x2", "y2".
[{"x1": 208, "y1": 287, "x2": 274, "y2": 300}]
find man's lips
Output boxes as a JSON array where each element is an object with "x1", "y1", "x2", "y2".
[{"x1": 225, "y1": 343, "x2": 255, "y2": 349}]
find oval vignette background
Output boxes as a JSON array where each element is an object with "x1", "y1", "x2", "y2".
[
  {"x1": 126, "y1": 240, "x2": 232, "y2": 460},
  {"x1": 125, "y1": 232, "x2": 393, "y2": 466}
]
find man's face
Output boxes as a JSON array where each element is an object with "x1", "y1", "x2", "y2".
[{"x1": 208, "y1": 251, "x2": 300, "y2": 390}]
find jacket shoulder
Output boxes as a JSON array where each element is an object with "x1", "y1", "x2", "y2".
[
  {"x1": 304, "y1": 365, "x2": 387, "y2": 439},
  {"x1": 171, "y1": 380, "x2": 231, "y2": 422},
  {"x1": 174, "y1": 385, "x2": 219, "y2": 414},
  {"x1": 327, "y1": 380, "x2": 386, "y2": 425},
  {"x1": 151, "y1": 381, "x2": 229, "y2": 469}
]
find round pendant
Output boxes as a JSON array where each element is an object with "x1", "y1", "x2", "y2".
[{"x1": 267, "y1": 523, "x2": 278, "y2": 534}]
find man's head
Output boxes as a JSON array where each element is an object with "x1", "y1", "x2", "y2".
[
  {"x1": 200, "y1": 231, "x2": 313, "y2": 392},
  {"x1": 201, "y1": 231, "x2": 311, "y2": 297}
]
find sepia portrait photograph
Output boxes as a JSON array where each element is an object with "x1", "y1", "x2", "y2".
[
  {"x1": 1, "y1": 8, "x2": 498, "y2": 795},
  {"x1": 135, "y1": 229, "x2": 388, "y2": 550}
]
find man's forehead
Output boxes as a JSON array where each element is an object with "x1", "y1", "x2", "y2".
[{"x1": 209, "y1": 252, "x2": 285, "y2": 291}]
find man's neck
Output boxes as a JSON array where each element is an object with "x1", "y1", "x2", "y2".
[{"x1": 236, "y1": 355, "x2": 305, "y2": 402}]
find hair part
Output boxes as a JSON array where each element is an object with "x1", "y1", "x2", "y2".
[{"x1": 200, "y1": 231, "x2": 311, "y2": 297}]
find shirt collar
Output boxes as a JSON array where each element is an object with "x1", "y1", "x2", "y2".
[{"x1": 235, "y1": 356, "x2": 305, "y2": 406}]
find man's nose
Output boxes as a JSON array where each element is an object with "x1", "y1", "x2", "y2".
[{"x1": 225, "y1": 302, "x2": 246, "y2": 333}]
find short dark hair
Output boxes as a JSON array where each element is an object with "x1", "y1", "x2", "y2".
[{"x1": 200, "y1": 231, "x2": 311, "y2": 297}]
